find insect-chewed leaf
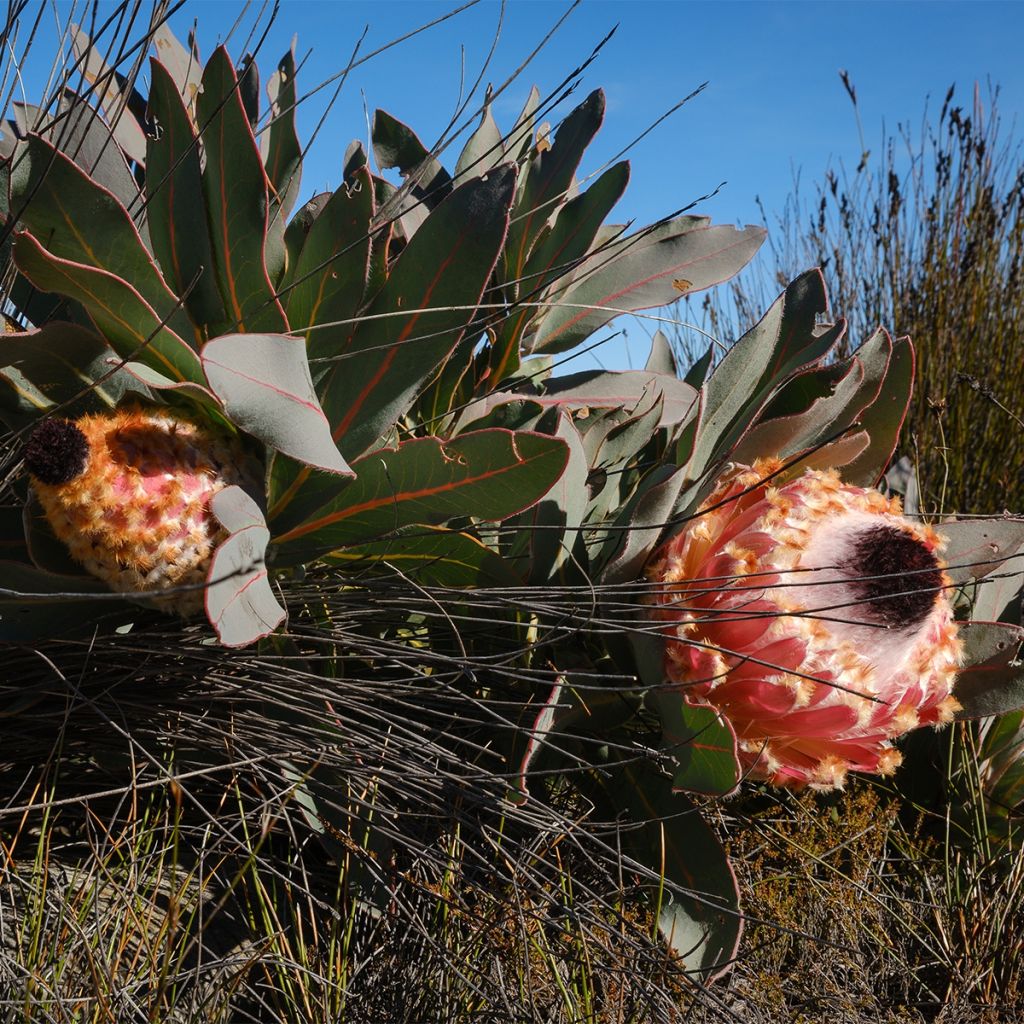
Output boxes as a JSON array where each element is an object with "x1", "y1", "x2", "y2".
[
  {"x1": 309, "y1": 164, "x2": 518, "y2": 464},
  {"x1": 728, "y1": 354, "x2": 867, "y2": 465},
  {"x1": 197, "y1": 47, "x2": 288, "y2": 333},
  {"x1": 146, "y1": 58, "x2": 227, "y2": 334},
  {"x1": 502, "y1": 89, "x2": 606, "y2": 298},
  {"x1": 955, "y1": 621, "x2": 1024, "y2": 719},
  {"x1": 942, "y1": 520, "x2": 1024, "y2": 586},
  {"x1": 270, "y1": 429, "x2": 569, "y2": 566},
  {"x1": 9, "y1": 133, "x2": 191, "y2": 340},
  {"x1": 151, "y1": 23, "x2": 202, "y2": 111},
  {"x1": 201, "y1": 332, "x2": 352, "y2": 476},
  {"x1": 528, "y1": 221, "x2": 766, "y2": 356},
  {"x1": 603, "y1": 763, "x2": 742, "y2": 980},
  {"x1": 265, "y1": 40, "x2": 302, "y2": 220},
  {"x1": 206, "y1": 486, "x2": 286, "y2": 647},
  {"x1": 372, "y1": 109, "x2": 452, "y2": 212},
  {"x1": 13, "y1": 232, "x2": 204, "y2": 384}
]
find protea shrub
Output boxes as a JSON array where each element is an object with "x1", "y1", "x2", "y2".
[
  {"x1": 1, "y1": 6, "x2": 1023, "y2": 1018},
  {"x1": 647, "y1": 459, "x2": 962, "y2": 789}
]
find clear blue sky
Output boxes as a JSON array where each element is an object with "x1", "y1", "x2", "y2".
[{"x1": 12, "y1": 1, "x2": 1024, "y2": 368}]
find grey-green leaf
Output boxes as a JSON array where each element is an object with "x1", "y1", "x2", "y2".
[
  {"x1": 207, "y1": 487, "x2": 286, "y2": 647},
  {"x1": 201, "y1": 333, "x2": 353, "y2": 476}
]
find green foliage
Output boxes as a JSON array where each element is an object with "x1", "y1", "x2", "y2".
[
  {"x1": 0, "y1": 27, "x2": 764, "y2": 652},
  {"x1": 3, "y1": 10, "x2": 1024, "y2": 1022}
]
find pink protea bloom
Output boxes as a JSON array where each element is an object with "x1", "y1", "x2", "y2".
[{"x1": 646, "y1": 458, "x2": 962, "y2": 790}]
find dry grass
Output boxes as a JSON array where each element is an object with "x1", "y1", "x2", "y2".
[{"x1": 675, "y1": 76, "x2": 1024, "y2": 516}]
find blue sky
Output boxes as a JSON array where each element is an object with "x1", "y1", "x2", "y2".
[{"x1": 12, "y1": 1, "x2": 1024, "y2": 369}]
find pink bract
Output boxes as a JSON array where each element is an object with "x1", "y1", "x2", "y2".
[{"x1": 647, "y1": 459, "x2": 962, "y2": 790}]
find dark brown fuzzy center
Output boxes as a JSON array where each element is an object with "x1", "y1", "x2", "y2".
[
  {"x1": 23, "y1": 418, "x2": 89, "y2": 485},
  {"x1": 848, "y1": 524, "x2": 943, "y2": 629}
]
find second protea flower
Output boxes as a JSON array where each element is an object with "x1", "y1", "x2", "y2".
[
  {"x1": 23, "y1": 405, "x2": 263, "y2": 615},
  {"x1": 647, "y1": 459, "x2": 962, "y2": 790}
]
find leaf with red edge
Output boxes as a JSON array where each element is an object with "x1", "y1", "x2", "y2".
[
  {"x1": 319, "y1": 165, "x2": 517, "y2": 461},
  {"x1": 197, "y1": 47, "x2": 288, "y2": 333},
  {"x1": 512, "y1": 679, "x2": 637, "y2": 802},
  {"x1": 729, "y1": 354, "x2": 867, "y2": 466},
  {"x1": 268, "y1": 166, "x2": 517, "y2": 528},
  {"x1": 116, "y1": 361, "x2": 221, "y2": 412},
  {"x1": 286, "y1": 166, "x2": 374, "y2": 351},
  {"x1": 13, "y1": 232, "x2": 203, "y2": 384},
  {"x1": 281, "y1": 192, "x2": 330, "y2": 288},
  {"x1": 29, "y1": 90, "x2": 143, "y2": 214},
  {"x1": 9, "y1": 133, "x2": 192, "y2": 340},
  {"x1": 502, "y1": 89, "x2": 605, "y2": 302},
  {"x1": 490, "y1": 154, "x2": 628, "y2": 381},
  {"x1": 207, "y1": 486, "x2": 285, "y2": 648},
  {"x1": 688, "y1": 270, "x2": 844, "y2": 481},
  {"x1": 955, "y1": 621, "x2": 1024, "y2": 719},
  {"x1": 265, "y1": 40, "x2": 302, "y2": 220},
  {"x1": 201, "y1": 332, "x2": 352, "y2": 476},
  {"x1": 270, "y1": 429, "x2": 568, "y2": 566},
  {"x1": 147, "y1": 58, "x2": 227, "y2": 334},
  {"x1": 529, "y1": 221, "x2": 766, "y2": 355},
  {"x1": 842, "y1": 334, "x2": 915, "y2": 486},
  {"x1": 653, "y1": 693, "x2": 741, "y2": 796}
]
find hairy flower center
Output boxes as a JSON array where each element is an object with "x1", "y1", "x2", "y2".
[
  {"x1": 23, "y1": 418, "x2": 89, "y2": 485},
  {"x1": 847, "y1": 524, "x2": 943, "y2": 630}
]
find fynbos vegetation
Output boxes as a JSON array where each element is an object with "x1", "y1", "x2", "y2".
[{"x1": 0, "y1": 5, "x2": 1022, "y2": 1022}]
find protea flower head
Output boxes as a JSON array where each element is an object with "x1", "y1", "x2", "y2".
[
  {"x1": 22, "y1": 405, "x2": 263, "y2": 615},
  {"x1": 647, "y1": 458, "x2": 962, "y2": 790}
]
